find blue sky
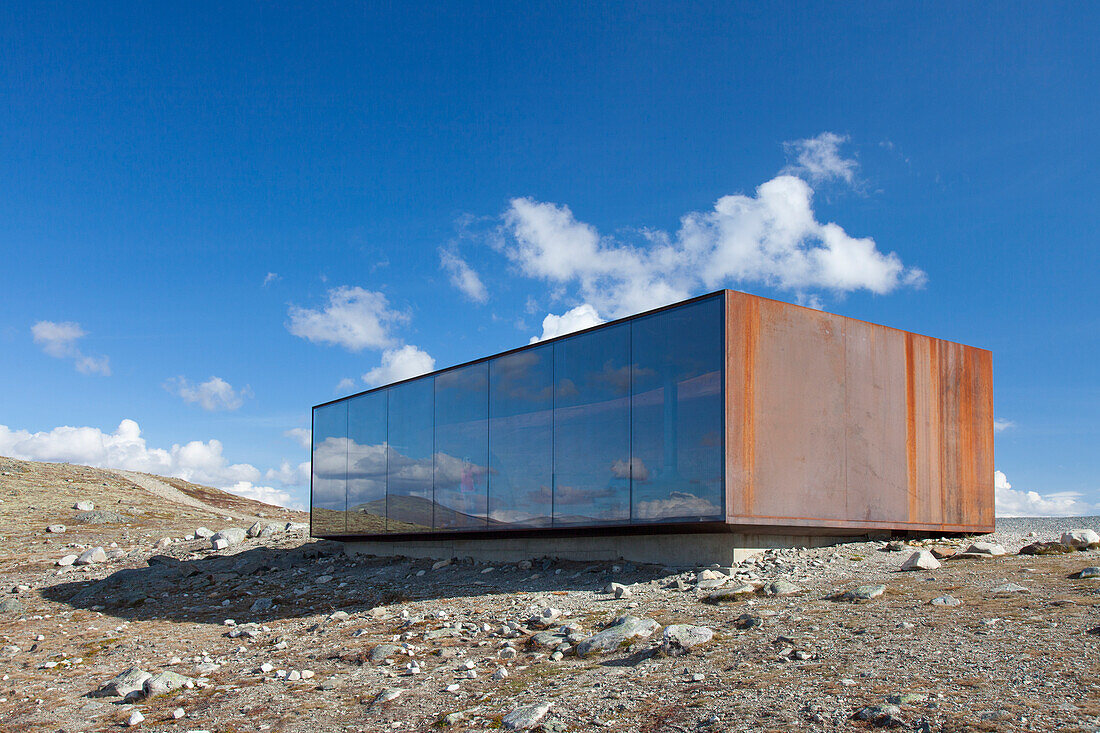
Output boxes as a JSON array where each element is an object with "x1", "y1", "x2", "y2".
[{"x1": 1, "y1": 2, "x2": 1096, "y2": 514}]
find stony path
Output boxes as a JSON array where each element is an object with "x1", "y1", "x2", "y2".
[{"x1": 111, "y1": 469, "x2": 256, "y2": 521}]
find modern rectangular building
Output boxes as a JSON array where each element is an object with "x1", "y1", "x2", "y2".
[{"x1": 310, "y1": 290, "x2": 994, "y2": 563}]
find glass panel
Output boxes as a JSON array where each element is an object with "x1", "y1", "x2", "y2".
[
  {"x1": 631, "y1": 297, "x2": 724, "y2": 522},
  {"x1": 553, "y1": 323, "x2": 631, "y2": 526},
  {"x1": 346, "y1": 390, "x2": 388, "y2": 534},
  {"x1": 488, "y1": 345, "x2": 554, "y2": 528},
  {"x1": 310, "y1": 401, "x2": 348, "y2": 535},
  {"x1": 433, "y1": 363, "x2": 489, "y2": 530},
  {"x1": 386, "y1": 377, "x2": 435, "y2": 532}
]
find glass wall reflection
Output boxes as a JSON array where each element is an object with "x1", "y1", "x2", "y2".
[
  {"x1": 553, "y1": 322, "x2": 632, "y2": 526},
  {"x1": 311, "y1": 294, "x2": 727, "y2": 536},
  {"x1": 433, "y1": 362, "x2": 489, "y2": 530},
  {"x1": 386, "y1": 378, "x2": 435, "y2": 532},
  {"x1": 346, "y1": 390, "x2": 388, "y2": 534},
  {"x1": 631, "y1": 298, "x2": 724, "y2": 522},
  {"x1": 488, "y1": 345, "x2": 553, "y2": 527},
  {"x1": 311, "y1": 400, "x2": 348, "y2": 536}
]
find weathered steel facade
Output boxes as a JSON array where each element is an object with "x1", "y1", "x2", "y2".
[{"x1": 310, "y1": 290, "x2": 994, "y2": 540}]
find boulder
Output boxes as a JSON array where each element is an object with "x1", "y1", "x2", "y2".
[
  {"x1": 1071, "y1": 567, "x2": 1100, "y2": 579},
  {"x1": 143, "y1": 670, "x2": 192, "y2": 698},
  {"x1": 760, "y1": 579, "x2": 801, "y2": 596},
  {"x1": 830, "y1": 584, "x2": 886, "y2": 602},
  {"x1": 576, "y1": 616, "x2": 660, "y2": 657},
  {"x1": 1062, "y1": 529, "x2": 1100, "y2": 549},
  {"x1": 528, "y1": 607, "x2": 562, "y2": 628},
  {"x1": 75, "y1": 547, "x2": 107, "y2": 565},
  {"x1": 1019, "y1": 541, "x2": 1074, "y2": 555},
  {"x1": 0, "y1": 598, "x2": 25, "y2": 614},
  {"x1": 660, "y1": 624, "x2": 714, "y2": 655},
  {"x1": 702, "y1": 584, "x2": 756, "y2": 603},
  {"x1": 901, "y1": 550, "x2": 941, "y2": 571},
  {"x1": 210, "y1": 528, "x2": 247, "y2": 549},
  {"x1": 502, "y1": 702, "x2": 552, "y2": 730},
  {"x1": 960, "y1": 542, "x2": 1006, "y2": 557},
  {"x1": 57, "y1": 554, "x2": 78, "y2": 567},
  {"x1": 92, "y1": 667, "x2": 151, "y2": 698},
  {"x1": 194, "y1": 527, "x2": 215, "y2": 539},
  {"x1": 247, "y1": 521, "x2": 263, "y2": 538},
  {"x1": 369, "y1": 644, "x2": 405, "y2": 663}
]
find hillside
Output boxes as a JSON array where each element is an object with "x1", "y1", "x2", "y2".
[{"x1": 0, "y1": 456, "x2": 1099, "y2": 732}]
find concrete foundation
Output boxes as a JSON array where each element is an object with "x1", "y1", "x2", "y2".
[{"x1": 343, "y1": 531, "x2": 863, "y2": 567}]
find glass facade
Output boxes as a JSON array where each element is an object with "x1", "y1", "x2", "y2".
[{"x1": 310, "y1": 294, "x2": 725, "y2": 536}]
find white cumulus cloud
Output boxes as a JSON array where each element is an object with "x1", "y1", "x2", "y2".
[
  {"x1": 993, "y1": 419, "x2": 1015, "y2": 433},
  {"x1": 994, "y1": 470, "x2": 1100, "y2": 517},
  {"x1": 286, "y1": 286, "x2": 407, "y2": 351},
  {"x1": 0, "y1": 419, "x2": 305, "y2": 510},
  {"x1": 497, "y1": 136, "x2": 924, "y2": 319},
  {"x1": 166, "y1": 376, "x2": 252, "y2": 411},
  {"x1": 31, "y1": 320, "x2": 111, "y2": 376},
  {"x1": 439, "y1": 248, "x2": 488, "y2": 303},
  {"x1": 529, "y1": 304, "x2": 605, "y2": 343},
  {"x1": 284, "y1": 428, "x2": 312, "y2": 449},
  {"x1": 362, "y1": 344, "x2": 436, "y2": 387},
  {"x1": 782, "y1": 132, "x2": 858, "y2": 185},
  {"x1": 263, "y1": 272, "x2": 281, "y2": 286}
]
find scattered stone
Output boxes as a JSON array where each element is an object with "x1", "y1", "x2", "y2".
[
  {"x1": 0, "y1": 598, "x2": 25, "y2": 614},
  {"x1": 660, "y1": 624, "x2": 714, "y2": 655},
  {"x1": 143, "y1": 670, "x2": 192, "y2": 698},
  {"x1": 959, "y1": 542, "x2": 1006, "y2": 557},
  {"x1": 249, "y1": 597, "x2": 273, "y2": 613},
  {"x1": 928, "y1": 545, "x2": 958, "y2": 559},
  {"x1": 56, "y1": 554, "x2": 78, "y2": 567},
  {"x1": 854, "y1": 703, "x2": 903, "y2": 727},
  {"x1": 210, "y1": 528, "x2": 246, "y2": 549},
  {"x1": 831, "y1": 584, "x2": 886, "y2": 602},
  {"x1": 154, "y1": 537, "x2": 171, "y2": 549},
  {"x1": 529, "y1": 607, "x2": 562, "y2": 628},
  {"x1": 1071, "y1": 567, "x2": 1100, "y2": 579},
  {"x1": 75, "y1": 547, "x2": 107, "y2": 565},
  {"x1": 1062, "y1": 529, "x2": 1100, "y2": 549},
  {"x1": 73, "y1": 501, "x2": 94, "y2": 511},
  {"x1": 606, "y1": 582, "x2": 632, "y2": 598},
  {"x1": 991, "y1": 582, "x2": 1029, "y2": 594},
  {"x1": 369, "y1": 644, "x2": 405, "y2": 663},
  {"x1": 733, "y1": 613, "x2": 763, "y2": 630},
  {"x1": 372, "y1": 687, "x2": 404, "y2": 706},
  {"x1": 760, "y1": 579, "x2": 801, "y2": 596},
  {"x1": 74, "y1": 510, "x2": 127, "y2": 524},
  {"x1": 901, "y1": 550, "x2": 941, "y2": 571},
  {"x1": 930, "y1": 595, "x2": 962, "y2": 607},
  {"x1": 702, "y1": 584, "x2": 755, "y2": 603},
  {"x1": 93, "y1": 668, "x2": 152, "y2": 698},
  {"x1": 127, "y1": 709, "x2": 145, "y2": 727},
  {"x1": 576, "y1": 616, "x2": 660, "y2": 657},
  {"x1": 502, "y1": 702, "x2": 552, "y2": 730},
  {"x1": 46, "y1": 524, "x2": 66, "y2": 533}
]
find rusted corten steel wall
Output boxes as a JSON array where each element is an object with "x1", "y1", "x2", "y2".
[{"x1": 723, "y1": 290, "x2": 994, "y2": 534}]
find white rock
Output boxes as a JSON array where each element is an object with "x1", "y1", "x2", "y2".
[
  {"x1": 75, "y1": 547, "x2": 107, "y2": 566},
  {"x1": 247, "y1": 521, "x2": 263, "y2": 538},
  {"x1": 155, "y1": 537, "x2": 172, "y2": 549},
  {"x1": 901, "y1": 550, "x2": 941, "y2": 571},
  {"x1": 1062, "y1": 529, "x2": 1100, "y2": 548},
  {"x1": 432, "y1": 558, "x2": 452, "y2": 570},
  {"x1": 127, "y1": 709, "x2": 144, "y2": 726},
  {"x1": 194, "y1": 527, "x2": 214, "y2": 539},
  {"x1": 46, "y1": 525, "x2": 66, "y2": 534},
  {"x1": 301, "y1": 670, "x2": 314, "y2": 679},
  {"x1": 492, "y1": 667, "x2": 509, "y2": 680},
  {"x1": 172, "y1": 707, "x2": 185, "y2": 719},
  {"x1": 287, "y1": 670, "x2": 301, "y2": 681},
  {"x1": 502, "y1": 702, "x2": 552, "y2": 729},
  {"x1": 57, "y1": 555, "x2": 78, "y2": 567},
  {"x1": 211, "y1": 538, "x2": 229, "y2": 551},
  {"x1": 73, "y1": 501, "x2": 94, "y2": 511},
  {"x1": 963, "y1": 542, "x2": 1006, "y2": 556}
]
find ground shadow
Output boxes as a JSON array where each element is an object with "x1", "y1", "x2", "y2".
[{"x1": 41, "y1": 541, "x2": 672, "y2": 626}]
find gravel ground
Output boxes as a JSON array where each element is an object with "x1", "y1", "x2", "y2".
[{"x1": 2, "y1": 457, "x2": 1099, "y2": 733}]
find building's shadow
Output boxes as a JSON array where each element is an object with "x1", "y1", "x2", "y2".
[{"x1": 41, "y1": 541, "x2": 668, "y2": 626}]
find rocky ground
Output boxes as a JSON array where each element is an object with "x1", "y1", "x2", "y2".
[{"x1": 1, "y1": 456, "x2": 1099, "y2": 732}]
